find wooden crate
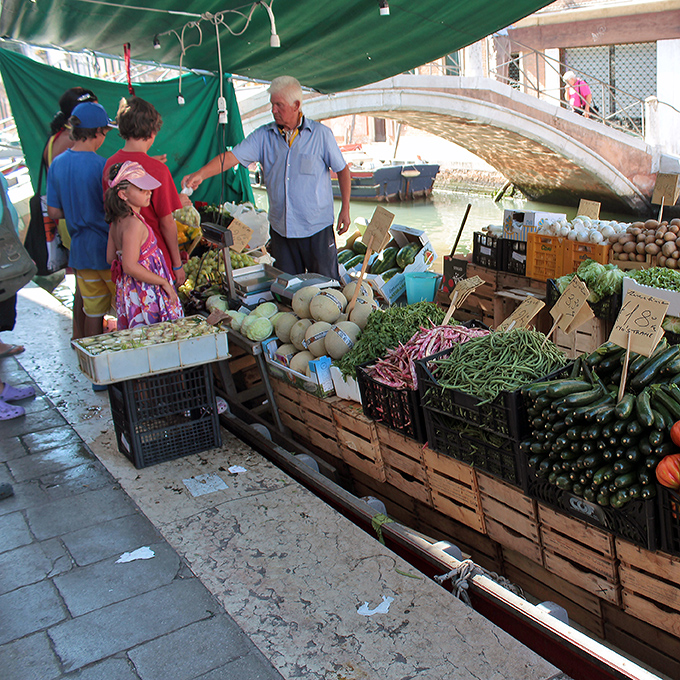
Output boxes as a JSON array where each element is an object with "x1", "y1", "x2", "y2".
[
  {"x1": 497, "y1": 272, "x2": 545, "y2": 293},
  {"x1": 452, "y1": 264, "x2": 496, "y2": 328},
  {"x1": 616, "y1": 539, "x2": 680, "y2": 639},
  {"x1": 332, "y1": 400, "x2": 385, "y2": 482},
  {"x1": 478, "y1": 471, "x2": 542, "y2": 565},
  {"x1": 376, "y1": 424, "x2": 431, "y2": 506},
  {"x1": 493, "y1": 287, "x2": 551, "y2": 335},
  {"x1": 538, "y1": 504, "x2": 620, "y2": 605},
  {"x1": 503, "y1": 548, "x2": 605, "y2": 638},
  {"x1": 553, "y1": 316, "x2": 612, "y2": 359},
  {"x1": 272, "y1": 379, "x2": 341, "y2": 458},
  {"x1": 422, "y1": 447, "x2": 485, "y2": 534},
  {"x1": 602, "y1": 602, "x2": 680, "y2": 680}
]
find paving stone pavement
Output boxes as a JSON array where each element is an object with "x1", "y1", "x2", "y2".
[{"x1": 0, "y1": 356, "x2": 285, "y2": 680}]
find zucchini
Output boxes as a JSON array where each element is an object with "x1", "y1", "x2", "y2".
[
  {"x1": 596, "y1": 491, "x2": 611, "y2": 506},
  {"x1": 648, "y1": 429, "x2": 664, "y2": 447},
  {"x1": 638, "y1": 440, "x2": 653, "y2": 457},
  {"x1": 610, "y1": 489, "x2": 630, "y2": 509},
  {"x1": 566, "y1": 426, "x2": 582, "y2": 441},
  {"x1": 584, "y1": 487, "x2": 598, "y2": 503},
  {"x1": 614, "y1": 472, "x2": 637, "y2": 489},
  {"x1": 598, "y1": 349, "x2": 626, "y2": 373},
  {"x1": 626, "y1": 419, "x2": 644, "y2": 437},
  {"x1": 615, "y1": 394, "x2": 635, "y2": 420},
  {"x1": 601, "y1": 448, "x2": 615, "y2": 461},
  {"x1": 585, "y1": 424, "x2": 601, "y2": 440},
  {"x1": 535, "y1": 395, "x2": 552, "y2": 411},
  {"x1": 593, "y1": 464, "x2": 616, "y2": 486},
  {"x1": 638, "y1": 468, "x2": 653, "y2": 485},
  {"x1": 627, "y1": 484, "x2": 642, "y2": 500},
  {"x1": 634, "y1": 389, "x2": 654, "y2": 428},
  {"x1": 581, "y1": 441, "x2": 595, "y2": 456},
  {"x1": 612, "y1": 418, "x2": 632, "y2": 435},
  {"x1": 630, "y1": 346, "x2": 680, "y2": 390},
  {"x1": 582, "y1": 452, "x2": 604, "y2": 469},
  {"x1": 545, "y1": 380, "x2": 593, "y2": 399},
  {"x1": 651, "y1": 409, "x2": 666, "y2": 431},
  {"x1": 529, "y1": 441, "x2": 545, "y2": 456},
  {"x1": 655, "y1": 442, "x2": 675, "y2": 457},
  {"x1": 537, "y1": 458, "x2": 553, "y2": 477},
  {"x1": 594, "y1": 406, "x2": 616, "y2": 425},
  {"x1": 553, "y1": 386, "x2": 604, "y2": 410},
  {"x1": 641, "y1": 486, "x2": 657, "y2": 500},
  {"x1": 650, "y1": 398, "x2": 674, "y2": 430},
  {"x1": 644, "y1": 455, "x2": 661, "y2": 470},
  {"x1": 572, "y1": 483, "x2": 585, "y2": 497},
  {"x1": 585, "y1": 341, "x2": 623, "y2": 366},
  {"x1": 619, "y1": 433, "x2": 639, "y2": 448},
  {"x1": 548, "y1": 471, "x2": 560, "y2": 485},
  {"x1": 572, "y1": 394, "x2": 613, "y2": 419},
  {"x1": 555, "y1": 475, "x2": 573, "y2": 491},
  {"x1": 613, "y1": 459, "x2": 634, "y2": 475},
  {"x1": 528, "y1": 453, "x2": 544, "y2": 469},
  {"x1": 625, "y1": 447, "x2": 641, "y2": 464}
]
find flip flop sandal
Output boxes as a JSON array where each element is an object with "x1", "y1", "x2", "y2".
[
  {"x1": 0, "y1": 400, "x2": 25, "y2": 420},
  {"x1": 0, "y1": 383, "x2": 36, "y2": 402},
  {"x1": 0, "y1": 344, "x2": 24, "y2": 358}
]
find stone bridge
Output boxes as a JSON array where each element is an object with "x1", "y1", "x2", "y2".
[{"x1": 239, "y1": 75, "x2": 680, "y2": 214}]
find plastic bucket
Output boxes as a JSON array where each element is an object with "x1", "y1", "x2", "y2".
[{"x1": 405, "y1": 272, "x2": 440, "y2": 304}]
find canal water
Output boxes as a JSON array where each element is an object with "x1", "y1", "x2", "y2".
[{"x1": 252, "y1": 187, "x2": 636, "y2": 274}]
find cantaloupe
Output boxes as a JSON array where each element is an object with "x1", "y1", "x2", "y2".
[
  {"x1": 325, "y1": 321, "x2": 361, "y2": 359},
  {"x1": 274, "y1": 312, "x2": 299, "y2": 343},
  {"x1": 309, "y1": 289, "x2": 347, "y2": 323},
  {"x1": 349, "y1": 297, "x2": 377, "y2": 330},
  {"x1": 343, "y1": 280, "x2": 373, "y2": 303},
  {"x1": 304, "y1": 321, "x2": 331, "y2": 357},
  {"x1": 291, "y1": 286, "x2": 320, "y2": 318},
  {"x1": 289, "y1": 350, "x2": 314, "y2": 375},
  {"x1": 290, "y1": 319, "x2": 313, "y2": 350},
  {"x1": 274, "y1": 343, "x2": 296, "y2": 365}
]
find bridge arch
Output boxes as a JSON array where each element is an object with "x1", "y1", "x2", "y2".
[{"x1": 241, "y1": 77, "x2": 653, "y2": 212}]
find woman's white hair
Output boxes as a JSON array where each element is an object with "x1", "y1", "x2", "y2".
[
  {"x1": 562, "y1": 71, "x2": 576, "y2": 83},
  {"x1": 268, "y1": 76, "x2": 303, "y2": 106}
]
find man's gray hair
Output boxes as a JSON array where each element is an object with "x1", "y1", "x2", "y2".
[{"x1": 268, "y1": 76, "x2": 303, "y2": 106}]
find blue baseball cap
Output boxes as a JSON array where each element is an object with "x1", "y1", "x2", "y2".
[{"x1": 71, "y1": 102, "x2": 117, "y2": 129}]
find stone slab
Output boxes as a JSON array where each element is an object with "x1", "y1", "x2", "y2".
[
  {"x1": 1, "y1": 408, "x2": 67, "y2": 438},
  {"x1": 0, "y1": 540, "x2": 68, "y2": 595},
  {"x1": 8, "y1": 443, "x2": 96, "y2": 483},
  {"x1": 0, "y1": 481, "x2": 49, "y2": 517},
  {"x1": 55, "y1": 657, "x2": 141, "y2": 680},
  {"x1": 0, "y1": 632, "x2": 61, "y2": 680},
  {"x1": 39, "y1": 461, "x2": 113, "y2": 500},
  {"x1": 48, "y1": 579, "x2": 219, "y2": 671},
  {"x1": 0, "y1": 511, "x2": 33, "y2": 553},
  {"x1": 54, "y1": 541, "x2": 180, "y2": 616},
  {"x1": 0, "y1": 436, "x2": 26, "y2": 463}
]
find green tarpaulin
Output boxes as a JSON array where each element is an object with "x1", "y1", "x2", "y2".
[
  {"x1": 0, "y1": 0, "x2": 552, "y2": 94},
  {"x1": 0, "y1": 48, "x2": 253, "y2": 204}
]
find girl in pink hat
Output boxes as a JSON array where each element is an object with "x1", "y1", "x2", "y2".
[{"x1": 105, "y1": 161, "x2": 183, "y2": 328}]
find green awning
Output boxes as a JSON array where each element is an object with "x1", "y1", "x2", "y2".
[
  {"x1": 0, "y1": 48, "x2": 253, "y2": 205},
  {"x1": 0, "y1": 0, "x2": 552, "y2": 93}
]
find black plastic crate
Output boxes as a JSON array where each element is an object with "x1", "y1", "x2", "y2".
[
  {"x1": 472, "y1": 232, "x2": 502, "y2": 270},
  {"x1": 500, "y1": 238, "x2": 527, "y2": 276},
  {"x1": 526, "y1": 467, "x2": 658, "y2": 550},
  {"x1": 546, "y1": 278, "x2": 621, "y2": 323},
  {"x1": 356, "y1": 363, "x2": 425, "y2": 442},
  {"x1": 108, "y1": 364, "x2": 222, "y2": 469},
  {"x1": 658, "y1": 486, "x2": 680, "y2": 556},
  {"x1": 422, "y1": 407, "x2": 527, "y2": 489}
]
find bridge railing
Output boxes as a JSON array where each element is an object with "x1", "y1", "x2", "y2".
[{"x1": 490, "y1": 39, "x2": 647, "y2": 138}]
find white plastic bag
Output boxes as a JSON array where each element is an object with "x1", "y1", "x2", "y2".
[{"x1": 224, "y1": 202, "x2": 269, "y2": 249}]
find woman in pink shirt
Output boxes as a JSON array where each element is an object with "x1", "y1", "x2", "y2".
[{"x1": 563, "y1": 71, "x2": 593, "y2": 119}]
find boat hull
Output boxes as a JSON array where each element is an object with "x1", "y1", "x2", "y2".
[{"x1": 332, "y1": 163, "x2": 440, "y2": 202}]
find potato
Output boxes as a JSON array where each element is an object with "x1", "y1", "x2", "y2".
[
  {"x1": 608, "y1": 233, "x2": 620, "y2": 244},
  {"x1": 618, "y1": 252, "x2": 629, "y2": 261},
  {"x1": 644, "y1": 235, "x2": 656, "y2": 244},
  {"x1": 658, "y1": 255, "x2": 667, "y2": 267},
  {"x1": 623, "y1": 241, "x2": 638, "y2": 253},
  {"x1": 664, "y1": 231, "x2": 676, "y2": 241},
  {"x1": 656, "y1": 238, "x2": 664, "y2": 246},
  {"x1": 612, "y1": 242, "x2": 624, "y2": 253},
  {"x1": 662, "y1": 241, "x2": 676, "y2": 257},
  {"x1": 631, "y1": 228, "x2": 642, "y2": 236},
  {"x1": 670, "y1": 217, "x2": 680, "y2": 227},
  {"x1": 656, "y1": 226, "x2": 668, "y2": 237},
  {"x1": 636, "y1": 233, "x2": 646, "y2": 242},
  {"x1": 671, "y1": 225, "x2": 680, "y2": 234},
  {"x1": 668, "y1": 258, "x2": 678, "y2": 269},
  {"x1": 635, "y1": 241, "x2": 646, "y2": 254},
  {"x1": 636, "y1": 253, "x2": 647, "y2": 262},
  {"x1": 673, "y1": 250, "x2": 680, "y2": 260},
  {"x1": 645, "y1": 243, "x2": 660, "y2": 255},
  {"x1": 644, "y1": 219, "x2": 660, "y2": 230},
  {"x1": 618, "y1": 234, "x2": 635, "y2": 244}
]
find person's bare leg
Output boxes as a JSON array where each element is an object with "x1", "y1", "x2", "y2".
[{"x1": 72, "y1": 283, "x2": 85, "y2": 340}]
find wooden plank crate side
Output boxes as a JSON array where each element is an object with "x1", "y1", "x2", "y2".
[
  {"x1": 422, "y1": 446, "x2": 486, "y2": 534},
  {"x1": 602, "y1": 602, "x2": 680, "y2": 680},
  {"x1": 503, "y1": 548, "x2": 605, "y2": 638},
  {"x1": 616, "y1": 539, "x2": 680, "y2": 639},
  {"x1": 553, "y1": 317, "x2": 609, "y2": 359}
]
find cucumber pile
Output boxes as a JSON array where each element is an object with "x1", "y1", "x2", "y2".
[{"x1": 522, "y1": 340, "x2": 680, "y2": 509}]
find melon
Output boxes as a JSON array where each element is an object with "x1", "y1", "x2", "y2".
[
  {"x1": 274, "y1": 343, "x2": 297, "y2": 365},
  {"x1": 291, "y1": 286, "x2": 320, "y2": 318},
  {"x1": 349, "y1": 298, "x2": 377, "y2": 330},
  {"x1": 290, "y1": 319, "x2": 314, "y2": 351},
  {"x1": 309, "y1": 289, "x2": 347, "y2": 323},
  {"x1": 274, "y1": 312, "x2": 299, "y2": 343},
  {"x1": 343, "y1": 280, "x2": 373, "y2": 303},
  {"x1": 325, "y1": 321, "x2": 361, "y2": 359},
  {"x1": 304, "y1": 321, "x2": 332, "y2": 357},
  {"x1": 289, "y1": 350, "x2": 314, "y2": 376}
]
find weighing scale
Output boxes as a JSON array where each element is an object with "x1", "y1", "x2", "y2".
[{"x1": 270, "y1": 272, "x2": 338, "y2": 304}]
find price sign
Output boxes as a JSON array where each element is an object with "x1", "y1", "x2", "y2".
[
  {"x1": 228, "y1": 218, "x2": 254, "y2": 253},
  {"x1": 497, "y1": 296, "x2": 545, "y2": 333},
  {"x1": 651, "y1": 173, "x2": 680, "y2": 206},
  {"x1": 362, "y1": 206, "x2": 395, "y2": 253},
  {"x1": 442, "y1": 276, "x2": 485, "y2": 324},
  {"x1": 550, "y1": 277, "x2": 591, "y2": 331},
  {"x1": 609, "y1": 289, "x2": 669, "y2": 356},
  {"x1": 577, "y1": 199, "x2": 601, "y2": 220}
]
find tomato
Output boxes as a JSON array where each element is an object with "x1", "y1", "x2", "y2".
[
  {"x1": 655, "y1": 454, "x2": 680, "y2": 490},
  {"x1": 671, "y1": 420, "x2": 680, "y2": 447}
]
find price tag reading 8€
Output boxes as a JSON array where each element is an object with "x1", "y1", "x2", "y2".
[
  {"x1": 228, "y1": 218, "x2": 254, "y2": 253},
  {"x1": 609, "y1": 289, "x2": 669, "y2": 357},
  {"x1": 497, "y1": 296, "x2": 545, "y2": 333},
  {"x1": 550, "y1": 277, "x2": 590, "y2": 331}
]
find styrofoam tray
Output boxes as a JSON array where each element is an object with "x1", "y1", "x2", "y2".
[
  {"x1": 330, "y1": 366, "x2": 362, "y2": 403},
  {"x1": 622, "y1": 276, "x2": 680, "y2": 317},
  {"x1": 73, "y1": 325, "x2": 230, "y2": 385}
]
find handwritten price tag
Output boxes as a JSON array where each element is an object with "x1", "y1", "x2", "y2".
[
  {"x1": 442, "y1": 276, "x2": 485, "y2": 324},
  {"x1": 362, "y1": 206, "x2": 395, "y2": 252},
  {"x1": 228, "y1": 218, "x2": 254, "y2": 253},
  {"x1": 497, "y1": 296, "x2": 545, "y2": 333},
  {"x1": 550, "y1": 277, "x2": 591, "y2": 331},
  {"x1": 609, "y1": 289, "x2": 669, "y2": 356},
  {"x1": 577, "y1": 199, "x2": 601, "y2": 220}
]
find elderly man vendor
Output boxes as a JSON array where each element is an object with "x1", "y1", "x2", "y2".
[{"x1": 183, "y1": 76, "x2": 351, "y2": 280}]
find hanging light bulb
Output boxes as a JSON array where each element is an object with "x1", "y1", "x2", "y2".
[
  {"x1": 261, "y1": 2, "x2": 281, "y2": 48},
  {"x1": 378, "y1": 0, "x2": 390, "y2": 16},
  {"x1": 153, "y1": 35, "x2": 161, "y2": 49}
]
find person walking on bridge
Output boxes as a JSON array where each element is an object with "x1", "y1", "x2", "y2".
[
  {"x1": 563, "y1": 71, "x2": 593, "y2": 119},
  {"x1": 182, "y1": 76, "x2": 351, "y2": 281}
]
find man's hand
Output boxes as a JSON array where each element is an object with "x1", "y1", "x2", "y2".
[
  {"x1": 179, "y1": 193, "x2": 193, "y2": 208},
  {"x1": 336, "y1": 207, "x2": 351, "y2": 236},
  {"x1": 151, "y1": 154, "x2": 167, "y2": 164},
  {"x1": 182, "y1": 171, "x2": 205, "y2": 191}
]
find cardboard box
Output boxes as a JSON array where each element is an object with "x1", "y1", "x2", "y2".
[
  {"x1": 502, "y1": 210, "x2": 567, "y2": 242},
  {"x1": 330, "y1": 365, "x2": 362, "y2": 403},
  {"x1": 346, "y1": 224, "x2": 437, "y2": 304},
  {"x1": 622, "y1": 277, "x2": 680, "y2": 317},
  {"x1": 262, "y1": 338, "x2": 335, "y2": 398}
]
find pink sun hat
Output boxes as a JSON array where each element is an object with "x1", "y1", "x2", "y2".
[{"x1": 108, "y1": 161, "x2": 161, "y2": 190}]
